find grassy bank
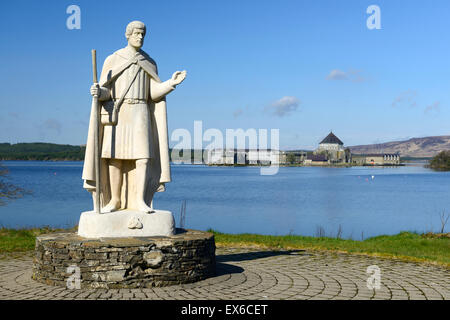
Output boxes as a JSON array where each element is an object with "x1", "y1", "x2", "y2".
[
  {"x1": 211, "y1": 230, "x2": 450, "y2": 268},
  {"x1": 1, "y1": 228, "x2": 449, "y2": 267},
  {"x1": 0, "y1": 227, "x2": 71, "y2": 253}
]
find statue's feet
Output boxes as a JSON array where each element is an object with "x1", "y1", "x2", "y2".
[
  {"x1": 102, "y1": 200, "x2": 121, "y2": 213},
  {"x1": 137, "y1": 201, "x2": 154, "y2": 213}
]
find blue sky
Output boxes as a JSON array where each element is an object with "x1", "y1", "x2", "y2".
[{"x1": 1, "y1": 0, "x2": 449, "y2": 150}]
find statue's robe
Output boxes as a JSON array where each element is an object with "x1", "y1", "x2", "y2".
[{"x1": 82, "y1": 46, "x2": 172, "y2": 210}]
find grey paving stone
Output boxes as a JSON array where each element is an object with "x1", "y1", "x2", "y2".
[{"x1": 0, "y1": 248, "x2": 447, "y2": 300}]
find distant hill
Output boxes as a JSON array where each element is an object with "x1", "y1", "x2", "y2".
[
  {"x1": 349, "y1": 136, "x2": 450, "y2": 158},
  {"x1": 0, "y1": 142, "x2": 204, "y2": 162},
  {"x1": 0, "y1": 143, "x2": 85, "y2": 160},
  {"x1": 3, "y1": 137, "x2": 449, "y2": 160}
]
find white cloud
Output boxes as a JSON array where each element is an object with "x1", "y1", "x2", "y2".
[
  {"x1": 233, "y1": 108, "x2": 243, "y2": 118},
  {"x1": 392, "y1": 90, "x2": 417, "y2": 108},
  {"x1": 424, "y1": 101, "x2": 440, "y2": 114},
  {"x1": 326, "y1": 69, "x2": 348, "y2": 80},
  {"x1": 42, "y1": 118, "x2": 62, "y2": 134},
  {"x1": 265, "y1": 96, "x2": 300, "y2": 117},
  {"x1": 8, "y1": 112, "x2": 19, "y2": 119},
  {"x1": 326, "y1": 69, "x2": 366, "y2": 82}
]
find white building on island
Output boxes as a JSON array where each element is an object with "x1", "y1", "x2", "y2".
[
  {"x1": 206, "y1": 149, "x2": 280, "y2": 165},
  {"x1": 314, "y1": 131, "x2": 351, "y2": 164},
  {"x1": 317, "y1": 131, "x2": 345, "y2": 153}
]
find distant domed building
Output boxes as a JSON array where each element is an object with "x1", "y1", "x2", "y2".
[
  {"x1": 317, "y1": 131, "x2": 345, "y2": 153},
  {"x1": 315, "y1": 131, "x2": 351, "y2": 164}
]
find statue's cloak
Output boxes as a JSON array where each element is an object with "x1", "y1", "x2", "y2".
[{"x1": 81, "y1": 48, "x2": 171, "y2": 210}]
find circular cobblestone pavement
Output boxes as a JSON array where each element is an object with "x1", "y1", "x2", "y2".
[{"x1": 0, "y1": 248, "x2": 448, "y2": 300}]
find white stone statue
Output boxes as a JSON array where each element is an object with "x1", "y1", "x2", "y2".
[{"x1": 78, "y1": 21, "x2": 186, "y2": 238}]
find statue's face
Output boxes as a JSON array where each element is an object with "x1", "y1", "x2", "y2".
[{"x1": 128, "y1": 28, "x2": 145, "y2": 49}]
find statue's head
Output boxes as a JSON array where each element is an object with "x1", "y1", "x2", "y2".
[{"x1": 125, "y1": 21, "x2": 146, "y2": 49}]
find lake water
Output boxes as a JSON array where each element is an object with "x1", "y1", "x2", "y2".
[{"x1": 0, "y1": 161, "x2": 449, "y2": 239}]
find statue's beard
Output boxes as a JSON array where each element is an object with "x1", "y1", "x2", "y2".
[{"x1": 129, "y1": 40, "x2": 143, "y2": 49}]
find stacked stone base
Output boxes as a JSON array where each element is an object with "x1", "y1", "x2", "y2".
[{"x1": 32, "y1": 229, "x2": 216, "y2": 289}]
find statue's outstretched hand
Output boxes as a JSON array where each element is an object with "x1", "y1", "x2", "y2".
[{"x1": 171, "y1": 70, "x2": 187, "y2": 86}]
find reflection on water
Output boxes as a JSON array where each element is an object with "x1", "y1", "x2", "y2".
[{"x1": 0, "y1": 161, "x2": 449, "y2": 239}]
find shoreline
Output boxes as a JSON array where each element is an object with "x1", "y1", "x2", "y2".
[
  {"x1": 1, "y1": 160, "x2": 410, "y2": 168},
  {"x1": 207, "y1": 163, "x2": 407, "y2": 168}
]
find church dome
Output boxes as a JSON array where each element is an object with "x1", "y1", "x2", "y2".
[{"x1": 319, "y1": 132, "x2": 344, "y2": 145}]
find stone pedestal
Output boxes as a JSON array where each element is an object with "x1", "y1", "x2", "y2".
[
  {"x1": 77, "y1": 209, "x2": 175, "y2": 238},
  {"x1": 32, "y1": 229, "x2": 216, "y2": 289}
]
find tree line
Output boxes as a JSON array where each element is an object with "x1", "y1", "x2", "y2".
[
  {"x1": 0, "y1": 143, "x2": 85, "y2": 161},
  {"x1": 0, "y1": 143, "x2": 204, "y2": 162},
  {"x1": 428, "y1": 151, "x2": 450, "y2": 171}
]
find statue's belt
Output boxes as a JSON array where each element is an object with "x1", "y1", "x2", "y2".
[{"x1": 114, "y1": 98, "x2": 148, "y2": 104}]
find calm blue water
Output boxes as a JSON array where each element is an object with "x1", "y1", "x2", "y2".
[{"x1": 0, "y1": 161, "x2": 449, "y2": 239}]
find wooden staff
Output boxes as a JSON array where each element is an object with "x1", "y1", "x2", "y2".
[{"x1": 92, "y1": 49, "x2": 101, "y2": 214}]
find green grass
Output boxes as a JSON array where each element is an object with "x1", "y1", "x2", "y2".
[
  {"x1": 210, "y1": 230, "x2": 450, "y2": 268},
  {"x1": 1, "y1": 227, "x2": 448, "y2": 268},
  {"x1": 0, "y1": 227, "x2": 71, "y2": 253}
]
